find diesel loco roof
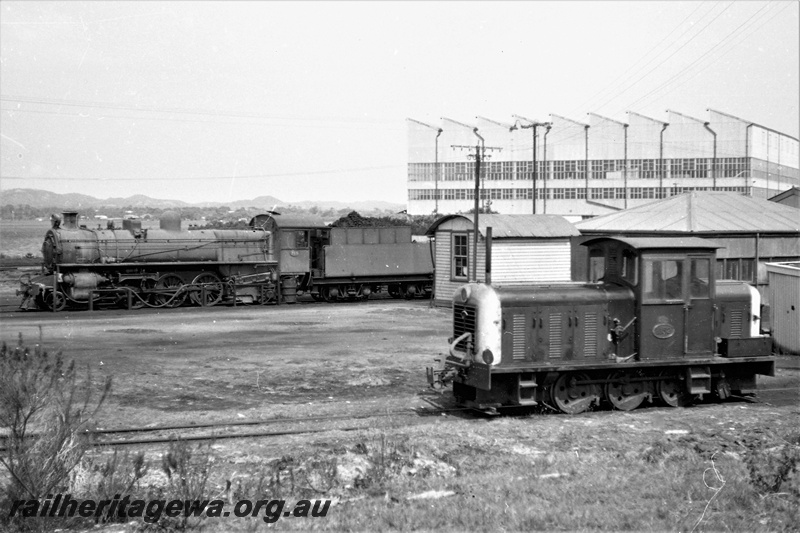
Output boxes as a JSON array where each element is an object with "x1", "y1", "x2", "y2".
[{"x1": 488, "y1": 282, "x2": 634, "y2": 306}]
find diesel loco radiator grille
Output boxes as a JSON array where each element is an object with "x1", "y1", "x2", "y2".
[
  {"x1": 729, "y1": 310, "x2": 743, "y2": 338},
  {"x1": 512, "y1": 314, "x2": 526, "y2": 360},
  {"x1": 584, "y1": 312, "x2": 598, "y2": 357},
  {"x1": 453, "y1": 303, "x2": 477, "y2": 351},
  {"x1": 548, "y1": 312, "x2": 562, "y2": 358}
]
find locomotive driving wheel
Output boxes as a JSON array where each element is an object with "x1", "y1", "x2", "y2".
[
  {"x1": 189, "y1": 273, "x2": 223, "y2": 307},
  {"x1": 551, "y1": 373, "x2": 600, "y2": 414},
  {"x1": 605, "y1": 371, "x2": 648, "y2": 411},
  {"x1": 154, "y1": 274, "x2": 186, "y2": 308},
  {"x1": 40, "y1": 289, "x2": 67, "y2": 312}
]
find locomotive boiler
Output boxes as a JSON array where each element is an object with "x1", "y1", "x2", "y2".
[
  {"x1": 427, "y1": 236, "x2": 775, "y2": 413},
  {"x1": 19, "y1": 211, "x2": 434, "y2": 311},
  {"x1": 20, "y1": 211, "x2": 278, "y2": 311}
]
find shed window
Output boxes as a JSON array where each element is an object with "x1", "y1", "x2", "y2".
[{"x1": 453, "y1": 234, "x2": 469, "y2": 280}]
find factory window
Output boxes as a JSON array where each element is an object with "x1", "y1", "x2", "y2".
[
  {"x1": 553, "y1": 188, "x2": 566, "y2": 199},
  {"x1": 452, "y1": 234, "x2": 469, "y2": 280},
  {"x1": 502, "y1": 189, "x2": 514, "y2": 200},
  {"x1": 516, "y1": 188, "x2": 532, "y2": 200}
]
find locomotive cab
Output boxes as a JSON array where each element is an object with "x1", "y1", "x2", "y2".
[{"x1": 585, "y1": 237, "x2": 719, "y2": 359}]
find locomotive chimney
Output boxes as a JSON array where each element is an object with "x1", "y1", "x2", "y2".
[{"x1": 62, "y1": 211, "x2": 79, "y2": 229}]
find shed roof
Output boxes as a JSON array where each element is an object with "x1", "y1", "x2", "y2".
[
  {"x1": 575, "y1": 192, "x2": 800, "y2": 234},
  {"x1": 582, "y1": 236, "x2": 721, "y2": 250},
  {"x1": 426, "y1": 214, "x2": 580, "y2": 238}
]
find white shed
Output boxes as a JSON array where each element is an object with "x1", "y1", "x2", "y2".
[
  {"x1": 765, "y1": 262, "x2": 800, "y2": 355},
  {"x1": 426, "y1": 214, "x2": 580, "y2": 306}
]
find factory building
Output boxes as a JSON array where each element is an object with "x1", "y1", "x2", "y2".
[{"x1": 407, "y1": 110, "x2": 799, "y2": 219}]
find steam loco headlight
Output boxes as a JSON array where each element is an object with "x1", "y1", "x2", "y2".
[{"x1": 482, "y1": 349, "x2": 495, "y2": 365}]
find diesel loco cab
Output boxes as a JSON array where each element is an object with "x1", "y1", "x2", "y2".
[{"x1": 428, "y1": 236, "x2": 775, "y2": 414}]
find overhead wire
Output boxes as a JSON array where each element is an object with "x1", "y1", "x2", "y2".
[
  {"x1": 621, "y1": 1, "x2": 791, "y2": 114},
  {"x1": 566, "y1": 0, "x2": 716, "y2": 117},
  {"x1": 0, "y1": 164, "x2": 406, "y2": 182}
]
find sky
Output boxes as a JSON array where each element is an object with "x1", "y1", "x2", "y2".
[{"x1": 1, "y1": 1, "x2": 798, "y2": 205}]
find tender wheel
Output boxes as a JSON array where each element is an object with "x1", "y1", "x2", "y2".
[
  {"x1": 657, "y1": 373, "x2": 685, "y2": 407},
  {"x1": 551, "y1": 373, "x2": 600, "y2": 414},
  {"x1": 605, "y1": 371, "x2": 648, "y2": 411},
  {"x1": 154, "y1": 274, "x2": 186, "y2": 307},
  {"x1": 41, "y1": 290, "x2": 67, "y2": 311},
  {"x1": 388, "y1": 284, "x2": 402, "y2": 299},
  {"x1": 189, "y1": 273, "x2": 223, "y2": 307}
]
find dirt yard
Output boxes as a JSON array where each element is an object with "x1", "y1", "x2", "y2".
[{"x1": 1, "y1": 284, "x2": 798, "y2": 532}]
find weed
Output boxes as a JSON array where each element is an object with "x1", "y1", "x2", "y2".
[{"x1": 0, "y1": 334, "x2": 111, "y2": 531}]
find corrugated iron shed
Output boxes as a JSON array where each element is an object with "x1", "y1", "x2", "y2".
[
  {"x1": 575, "y1": 192, "x2": 800, "y2": 234},
  {"x1": 426, "y1": 214, "x2": 580, "y2": 238},
  {"x1": 582, "y1": 236, "x2": 721, "y2": 250}
]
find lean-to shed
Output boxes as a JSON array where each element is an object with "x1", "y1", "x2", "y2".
[
  {"x1": 426, "y1": 214, "x2": 580, "y2": 306},
  {"x1": 765, "y1": 262, "x2": 800, "y2": 354}
]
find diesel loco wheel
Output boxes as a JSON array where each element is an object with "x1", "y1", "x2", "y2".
[
  {"x1": 657, "y1": 373, "x2": 685, "y2": 407},
  {"x1": 551, "y1": 373, "x2": 600, "y2": 415},
  {"x1": 605, "y1": 371, "x2": 648, "y2": 411},
  {"x1": 154, "y1": 274, "x2": 186, "y2": 308},
  {"x1": 189, "y1": 273, "x2": 223, "y2": 307}
]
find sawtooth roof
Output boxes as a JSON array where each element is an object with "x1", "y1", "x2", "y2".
[
  {"x1": 426, "y1": 214, "x2": 580, "y2": 238},
  {"x1": 575, "y1": 192, "x2": 800, "y2": 234}
]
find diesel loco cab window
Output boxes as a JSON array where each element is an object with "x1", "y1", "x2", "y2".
[
  {"x1": 689, "y1": 258, "x2": 710, "y2": 298},
  {"x1": 643, "y1": 259, "x2": 683, "y2": 302},
  {"x1": 621, "y1": 249, "x2": 637, "y2": 284},
  {"x1": 453, "y1": 234, "x2": 469, "y2": 280},
  {"x1": 589, "y1": 249, "x2": 605, "y2": 282}
]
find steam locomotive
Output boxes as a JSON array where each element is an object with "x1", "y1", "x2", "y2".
[
  {"x1": 427, "y1": 236, "x2": 775, "y2": 413},
  {"x1": 18, "y1": 211, "x2": 433, "y2": 311}
]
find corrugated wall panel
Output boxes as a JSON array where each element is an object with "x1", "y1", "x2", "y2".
[
  {"x1": 492, "y1": 240, "x2": 572, "y2": 285},
  {"x1": 767, "y1": 267, "x2": 800, "y2": 354}
]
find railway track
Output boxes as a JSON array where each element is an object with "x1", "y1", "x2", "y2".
[
  {"x1": 0, "y1": 405, "x2": 474, "y2": 450},
  {"x1": 3, "y1": 387, "x2": 795, "y2": 452}
]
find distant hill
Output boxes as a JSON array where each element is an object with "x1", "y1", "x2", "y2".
[{"x1": 0, "y1": 188, "x2": 404, "y2": 213}]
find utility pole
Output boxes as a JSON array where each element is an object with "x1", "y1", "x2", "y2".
[
  {"x1": 510, "y1": 116, "x2": 550, "y2": 214},
  {"x1": 452, "y1": 137, "x2": 501, "y2": 283}
]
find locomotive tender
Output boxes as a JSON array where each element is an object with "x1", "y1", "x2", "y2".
[
  {"x1": 427, "y1": 236, "x2": 775, "y2": 413},
  {"x1": 19, "y1": 211, "x2": 433, "y2": 311}
]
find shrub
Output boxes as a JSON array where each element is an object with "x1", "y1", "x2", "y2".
[{"x1": 0, "y1": 333, "x2": 111, "y2": 529}]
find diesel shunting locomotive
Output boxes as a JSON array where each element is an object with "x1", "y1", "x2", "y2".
[{"x1": 427, "y1": 236, "x2": 775, "y2": 413}]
